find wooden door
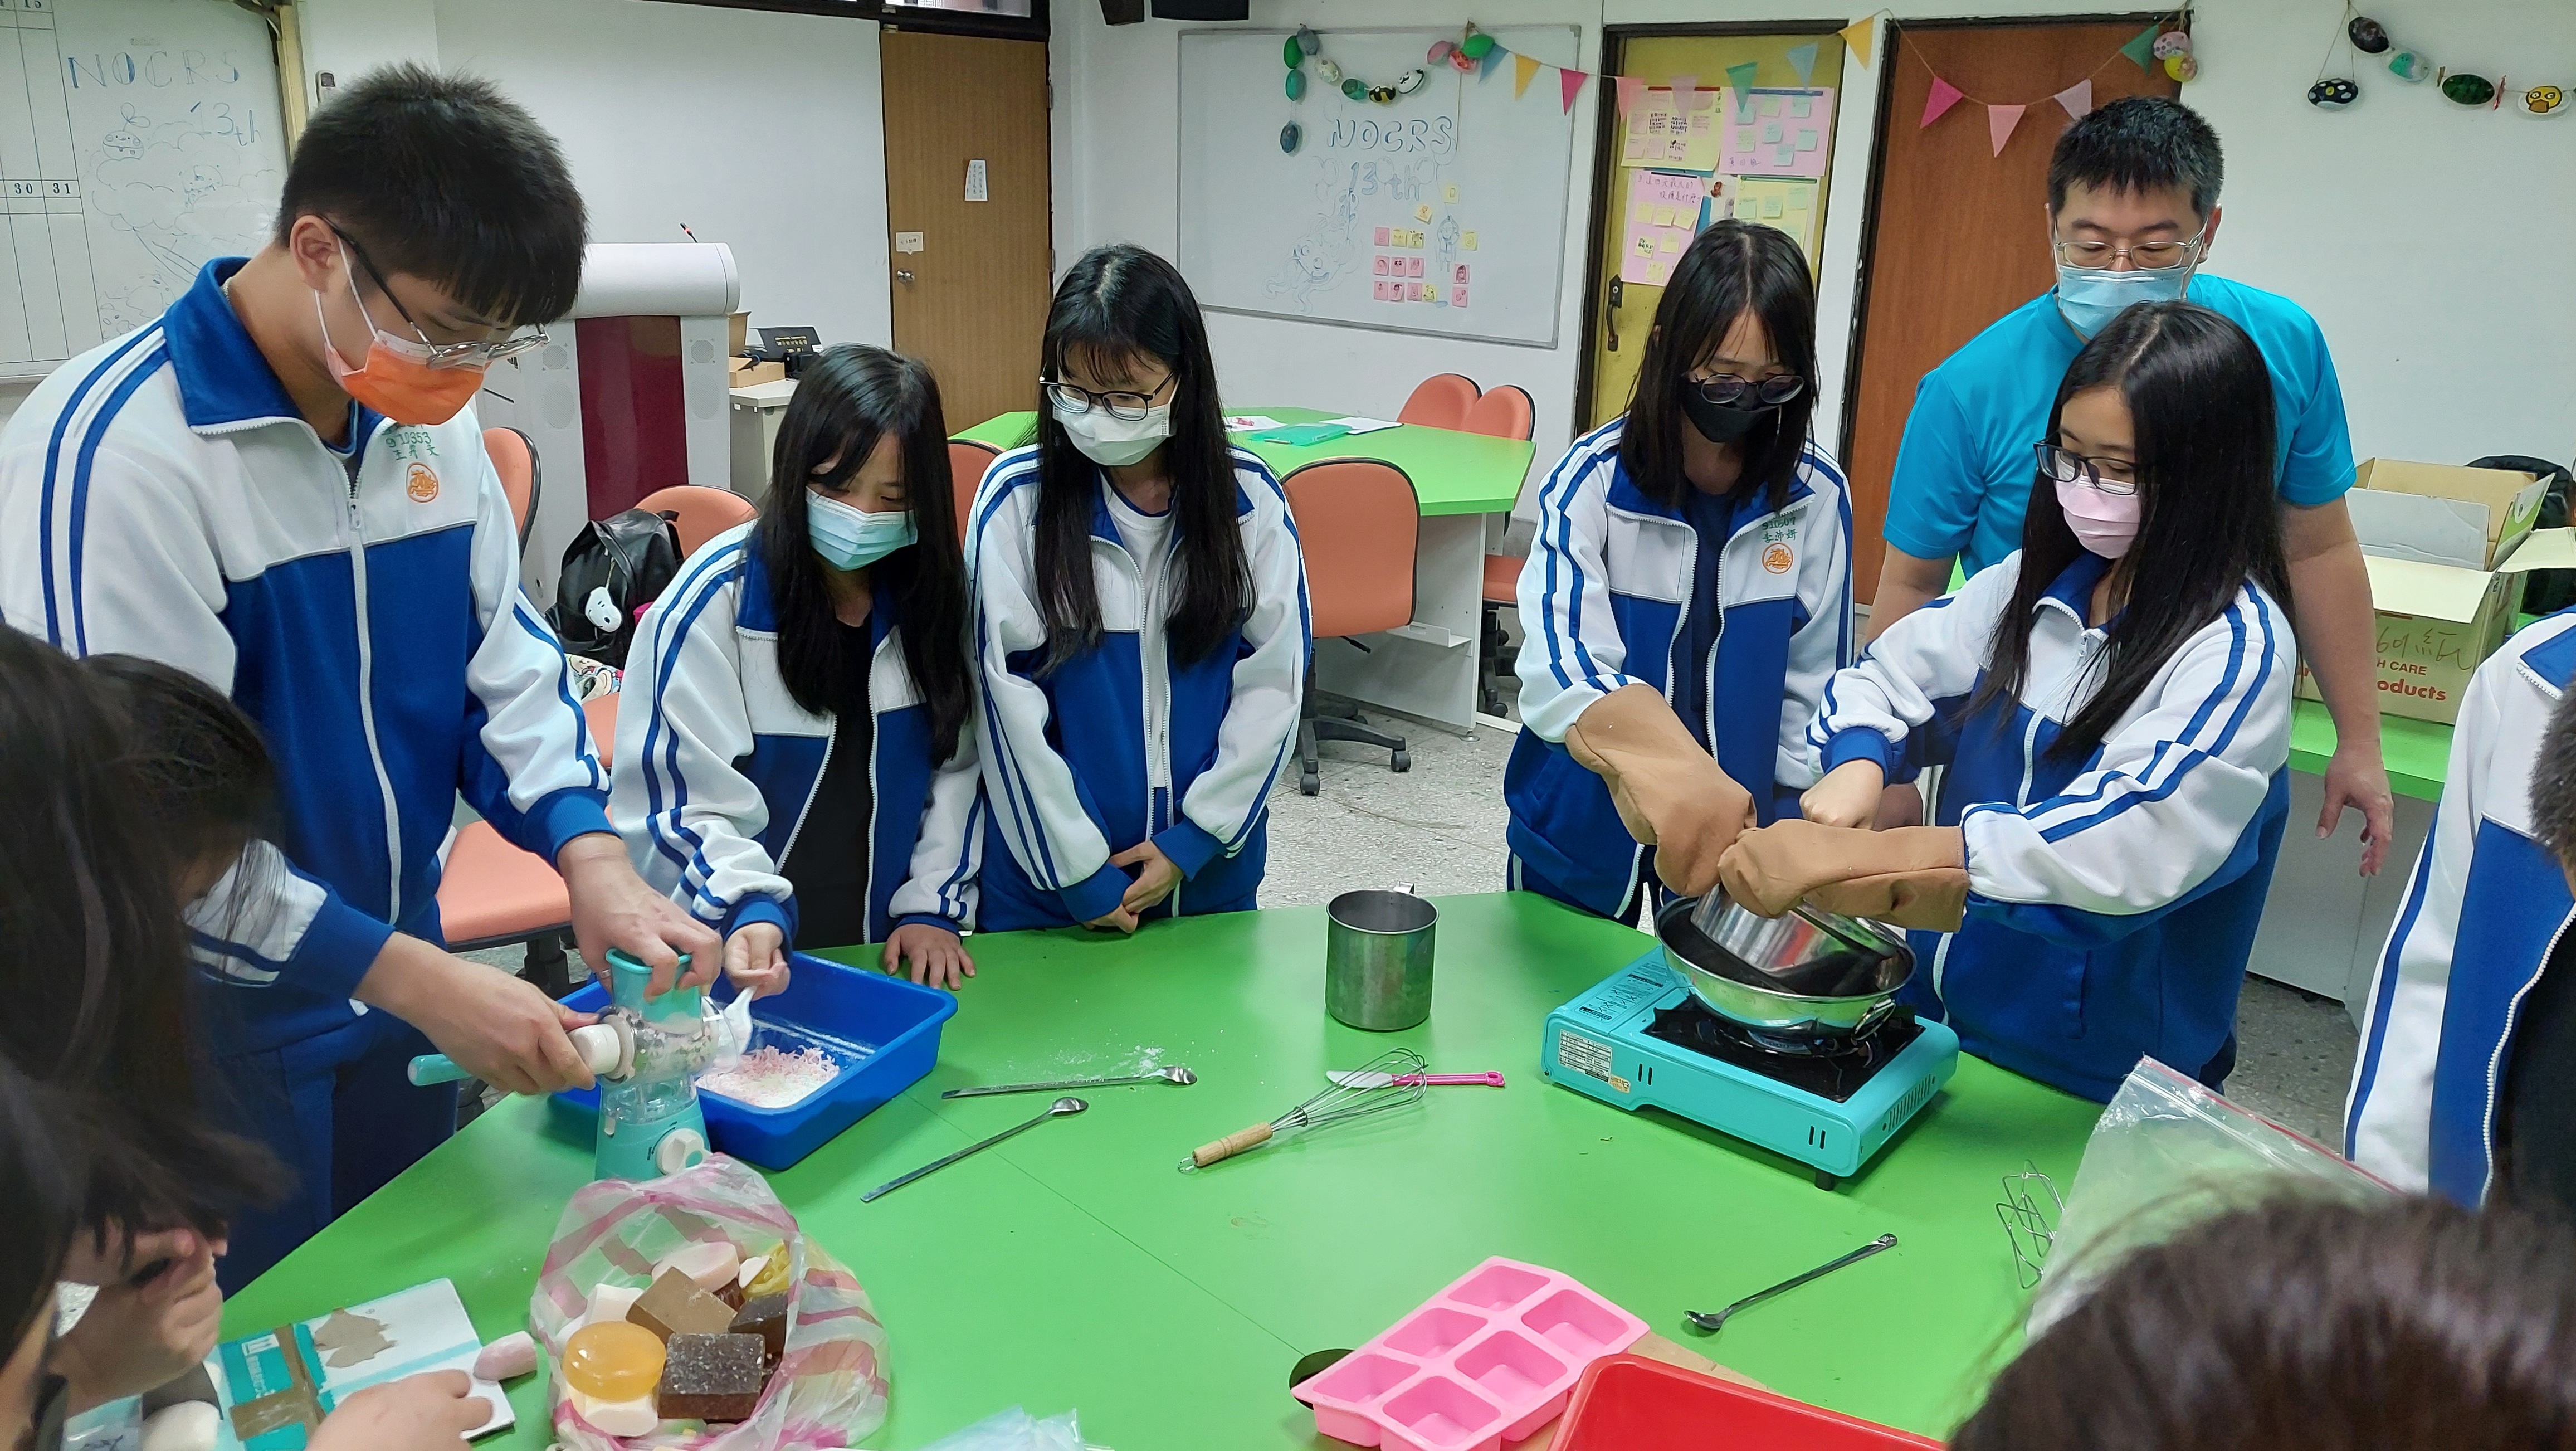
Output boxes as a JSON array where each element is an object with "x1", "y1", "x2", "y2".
[
  {"x1": 1580, "y1": 30, "x2": 1847, "y2": 432},
  {"x1": 1842, "y1": 18, "x2": 2176, "y2": 601},
  {"x1": 881, "y1": 30, "x2": 1053, "y2": 432}
]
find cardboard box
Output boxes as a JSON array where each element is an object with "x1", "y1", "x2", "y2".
[
  {"x1": 728, "y1": 309, "x2": 750, "y2": 358},
  {"x1": 727, "y1": 357, "x2": 786, "y2": 390},
  {"x1": 2295, "y1": 458, "x2": 2562, "y2": 723}
]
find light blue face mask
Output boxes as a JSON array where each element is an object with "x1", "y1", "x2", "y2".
[
  {"x1": 807, "y1": 490, "x2": 916, "y2": 572},
  {"x1": 2054, "y1": 262, "x2": 2194, "y2": 339}
]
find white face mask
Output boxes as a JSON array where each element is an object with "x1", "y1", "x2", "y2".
[{"x1": 1055, "y1": 400, "x2": 1172, "y2": 468}]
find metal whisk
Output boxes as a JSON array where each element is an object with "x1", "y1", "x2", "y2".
[{"x1": 1179, "y1": 1048, "x2": 1428, "y2": 1171}]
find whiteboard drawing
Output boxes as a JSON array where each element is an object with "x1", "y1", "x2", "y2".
[{"x1": 1265, "y1": 179, "x2": 1359, "y2": 312}]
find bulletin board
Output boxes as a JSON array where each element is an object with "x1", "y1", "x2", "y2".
[
  {"x1": 1585, "y1": 34, "x2": 1847, "y2": 429},
  {"x1": 1177, "y1": 25, "x2": 1582, "y2": 348}
]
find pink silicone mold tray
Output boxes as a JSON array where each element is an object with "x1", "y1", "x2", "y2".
[{"x1": 1294, "y1": 1258, "x2": 1649, "y2": 1451}]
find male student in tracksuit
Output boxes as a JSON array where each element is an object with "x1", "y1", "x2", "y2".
[
  {"x1": 2347, "y1": 609, "x2": 2576, "y2": 1214},
  {"x1": 0, "y1": 66, "x2": 718, "y2": 1287}
]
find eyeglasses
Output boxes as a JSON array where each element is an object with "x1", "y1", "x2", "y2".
[
  {"x1": 2035, "y1": 441, "x2": 2139, "y2": 495},
  {"x1": 1689, "y1": 372, "x2": 1805, "y2": 407},
  {"x1": 331, "y1": 226, "x2": 550, "y2": 369},
  {"x1": 2050, "y1": 228, "x2": 2207, "y2": 272},
  {"x1": 1041, "y1": 376, "x2": 1170, "y2": 422}
]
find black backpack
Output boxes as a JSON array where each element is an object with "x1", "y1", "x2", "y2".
[{"x1": 549, "y1": 507, "x2": 684, "y2": 669}]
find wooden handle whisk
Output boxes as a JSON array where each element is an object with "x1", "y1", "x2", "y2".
[{"x1": 1185, "y1": 1122, "x2": 1274, "y2": 1170}]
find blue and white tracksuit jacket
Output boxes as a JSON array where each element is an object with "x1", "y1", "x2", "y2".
[
  {"x1": 609, "y1": 521, "x2": 980, "y2": 947},
  {"x1": 2346, "y1": 610, "x2": 2576, "y2": 1202},
  {"x1": 1505, "y1": 420, "x2": 1854, "y2": 918},
  {"x1": 967, "y1": 446, "x2": 1309, "y2": 929},
  {"x1": 1811, "y1": 551, "x2": 2295, "y2": 1102},
  {"x1": 0, "y1": 258, "x2": 610, "y2": 1054}
]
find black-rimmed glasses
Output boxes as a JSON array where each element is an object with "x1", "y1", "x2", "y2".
[
  {"x1": 1041, "y1": 376, "x2": 1169, "y2": 422},
  {"x1": 2035, "y1": 441, "x2": 2139, "y2": 494},
  {"x1": 332, "y1": 225, "x2": 550, "y2": 370},
  {"x1": 1689, "y1": 372, "x2": 1805, "y2": 408}
]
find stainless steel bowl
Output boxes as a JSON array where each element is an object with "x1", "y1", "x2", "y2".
[{"x1": 1656, "y1": 894, "x2": 1914, "y2": 1041}]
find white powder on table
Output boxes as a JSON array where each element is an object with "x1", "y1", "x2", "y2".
[{"x1": 699, "y1": 1045, "x2": 840, "y2": 1109}]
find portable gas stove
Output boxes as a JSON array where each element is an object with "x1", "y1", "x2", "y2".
[{"x1": 1541, "y1": 952, "x2": 1959, "y2": 1189}]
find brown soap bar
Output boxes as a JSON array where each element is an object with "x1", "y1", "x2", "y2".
[
  {"x1": 730, "y1": 1293, "x2": 787, "y2": 1367},
  {"x1": 714, "y1": 1278, "x2": 746, "y2": 1312},
  {"x1": 628, "y1": 1268, "x2": 737, "y2": 1343},
  {"x1": 655, "y1": 1332, "x2": 767, "y2": 1423}
]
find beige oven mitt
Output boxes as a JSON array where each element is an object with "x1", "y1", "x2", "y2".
[
  {"x1": 1718, "y1": 820, "x2": 1970, "y2": 932},
  {"x1": 1564, "y1": 684, "x2": 1754, "y2": 898}
]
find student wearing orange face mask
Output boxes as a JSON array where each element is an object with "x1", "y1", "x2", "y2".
[{"x1": 0, "y1": 65, "x2": 721, "y2": 1289}]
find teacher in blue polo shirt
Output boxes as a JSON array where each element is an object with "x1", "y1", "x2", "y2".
[{"x1": 1866, "y1": 97, "x2": 2393, "y2": 874}]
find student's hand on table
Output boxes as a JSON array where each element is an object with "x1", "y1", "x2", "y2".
[
  {"x1": 311, "y1": 1371, "x2": 489, "y2": 1451},
  {"x1": 1111, "y1": 841, "x2": 1183, "y2": 917},
  {"x1": 358, "y1": 937, "x2": 598, "y2": 1095},
  {"x1": 2319, "y1": 743, "x2": 2394, "y2": 877},
  {"x1": 51, "y1": 1238, "x2": 225, "y2": 1414},
  {"x1": 723, "y1": 921, "x2": 791, "y2": 999},
  {"x1": 1801, "y1": 761, "x2": 1886, "y2": 829},
  {"x1": 557, "y1": 832, "x2": 723, "y2": 995},
  {"x1": 884, "y1": 923, "x2": 975, "y2": 990}
]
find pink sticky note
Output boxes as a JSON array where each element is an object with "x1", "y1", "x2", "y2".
[
  {"x1": 1408, "y1": 257, "x2": 1424, "y2": 277},
  {"x1": 1374, "y1": 256, "x2": 1391, "y2": 276},
  {"x1": 1451, "y1": 286, "x2": 1470, "y2": 308},
  {"x1": 1374, "y1": 226, "x2": 1391, "y2": 246},
  {"x1": 1453, "y1": 264, "x2": 1470, "y2": 284},
  {"x1": 1373, "y1": 280, "x2": 1390, "y2": 301}
]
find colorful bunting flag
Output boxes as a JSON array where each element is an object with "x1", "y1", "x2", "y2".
[
  {"x1": 1922, "y1": 74, "x2": 1965, "y2": 128},
  {"x1": 1616, "y1": 75, "x2": 1644, "y2": 116},
  {"x1": 2055, "y1": 77, "x2": 2094, "y2": 120},
  {"x1": 1669, "y1": 72, "x2": 1697, "y2": 115},
  {"x1": 1513, "y1": 51, "x2": 1540, "y2": 99},
  {"x1": 1785, "y1": 42, "x2": 1819, "y2": 87},
  {"x1": 1560, "y1": 67, "x2": 1590, "y2": 114},
  {"x1": 1726, "y1": 60, "x2": 1760, "y2": 118},
  {"x1": 1840, "y1": 16, "x2": 1876, "y2": 69},
  {"x1": 1987, "y1": 102, "x2": 2025, "y2": 154},
  {"x1": 1479, "y1": 46, "x2": 1502, "y2": 81},
  {"x1": 2120, "y1": 24, "x2": 2163, "y2": 71}
]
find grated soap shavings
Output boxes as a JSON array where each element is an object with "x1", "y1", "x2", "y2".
[{"x1": 697, "y1": 1044, "x2": 839, "y2": 1109}]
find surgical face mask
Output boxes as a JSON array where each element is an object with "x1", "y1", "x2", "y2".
[
  {"x1": 2053, "y1": 262, "x2": 2193, "y2": 340},
  {"x1": 2055, "y1": 476, "x2": 2144, "y2": 558},
  {"x1": 807, "y1": 490, "x2": 917, "y2": 572},
  {"x1": 313, "y1": 244, "x2": 487, "y2": 425},
  {"x1": 1055, "y1": 400, "x2": 1172, "y2": 468}
]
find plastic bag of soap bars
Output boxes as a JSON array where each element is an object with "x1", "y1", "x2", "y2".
[
  {"x1": 2027, "y1": 1058, "x2": 2394, "y2": 1337},
  {"x1": 530, "y1": 1155, "x2": 890, "y2": 1448},
  {"x1": 919, "y1": 1407, "x2": 1090, "y2": 1451}
]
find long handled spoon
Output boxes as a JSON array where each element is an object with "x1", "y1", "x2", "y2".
[
  {"x1": 862, "y1": 1097, "x2": 1087, "y2": 1202},
  {"x1": 941, "y1": 1065, "x2": 1196, "y2": 1098},
  {"x1": 1685, "y1": 1234, "x2": 1898, "y2": 1333}
]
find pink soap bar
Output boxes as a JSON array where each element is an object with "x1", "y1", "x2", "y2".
[
  {"x1": 473, "y1": 1331, "x2": 537, "y2": 1381},
  {"x1": 655, "y1": 1241, "x2": 741, "y2": 1294}
]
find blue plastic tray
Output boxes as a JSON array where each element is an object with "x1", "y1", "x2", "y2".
[{"x1": 552, "y1": 951, "x2": 955, "y2": 1170}]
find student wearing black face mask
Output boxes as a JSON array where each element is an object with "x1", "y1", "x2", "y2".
[{"x1": 1505, "y1": 221, "x2": 1852, "y2": 923}]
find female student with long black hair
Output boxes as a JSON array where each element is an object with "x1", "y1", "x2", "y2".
[
  {"x1": 615, "y1": 345, "x2": 983, "y2": 989},
  {"x1": 969, "y1": 245, "x2": 1308, "y2": 932},
  {"x1": 1506, "y1": 220, "x2": 1853, "y2": 921},
  {"x1": 1722, "y1": 301, "x2": 2297, "y2": 1102}
]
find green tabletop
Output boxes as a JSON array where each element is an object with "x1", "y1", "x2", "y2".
[
  {"x1": 227, "y1": 894, "x2": 2102, "y2": 1447},
  {"x1": 2288, "y1": 698, "x2": 2452, "y2": 803},
  {"x1": 957, "y1": 407, "x2": 1534, "y2": 518}
]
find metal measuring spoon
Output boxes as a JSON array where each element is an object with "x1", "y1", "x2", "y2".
[
  {"x1": 1685, "y1": 1234, "x2": 1897, "y2": 1333},
  {"x1": 942, "y1": 1065, "x2": 1197, "y2": 1098},
  {"x1": 862, "y1": 1097, "x2": 1087, "y2": 1202}
]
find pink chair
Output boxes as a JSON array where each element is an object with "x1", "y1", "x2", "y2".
[
  {"x1": 1462, "y1": 384, "x2": 1534, "y2": 442},
  {"x1": 634, "y1": 485, "x2": 757, "y2": 559},
  {"x1": 484, "y1": 426, "x2": 541, "y2": 554},
  {"x1": 1466, "y1": 386, "x2": 1538, "y2": 717},
  {"x1": 1280, "y1": 460, "x2": 1419, "y2": 793},
  {"x1": 1397, "y1": 373, "x2": 1480, "y2": 430}
]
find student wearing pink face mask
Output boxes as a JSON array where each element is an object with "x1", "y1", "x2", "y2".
[{"x1": 1718, "y1": 303, "x2": 2299, "y2": 1102}]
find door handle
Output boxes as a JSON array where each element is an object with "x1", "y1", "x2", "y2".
[
  {"x1": 895, "y1": 269, "x2": 916, "y2": 283},
  {"x1": 1606, "y1": 276, "x2": 1623, "y2": 352}
]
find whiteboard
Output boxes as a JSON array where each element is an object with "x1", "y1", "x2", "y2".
[
  {"x1": 1178, "y1": 26, "x2": 1578, "y2": 349},
  {"x1": 0, "y1": 0, "x2": 287, "y2": 381}
]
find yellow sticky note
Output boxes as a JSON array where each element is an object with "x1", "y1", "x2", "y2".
[
  {"x1": 1658, "y1": 232, "x2": 1682, "y2": 254},
  {"x1": 1647, "y1": 204, "x2": 1669, "y2": 226},
  {"x1": 1734, "y1": 197, "x2": 1758, "y2": 221},
  {"x1": 1762, "y1": 196, "x2": 1784, "y2": 219},
  {"x1": 1443, "y1": 184, "x2": 1460, "y2": 203},
  {"x1": 1633, "y1": 235, "x2": 1656, "y2": 258},
  {"x1": 1414, "y1": 203, "x2": 1432, "y2": 223},
  {"x1": 1463, "y1": 231, "x2": 1477, "y2": 250}
]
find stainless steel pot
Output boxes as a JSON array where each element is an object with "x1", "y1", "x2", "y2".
[{"x1": 1655, "y1": 894, "x2": 1914, "y2": 1041}]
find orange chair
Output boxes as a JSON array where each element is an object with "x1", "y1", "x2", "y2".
[
  {"x1": 485, "y1": 426, "x2": 541, "y2": 552},
  {"x1": 1280, "y1": 460, "x2": 1418, "y2": 794},
  {"x1": 1397, "y1": 373, "x2": 1480, "y2": 430},
  {"x1": 634, "y1": 484, "x2": 757, "y2": 559},
  {"x1": 949, "y1": 439, "x2": 1001, "y2": 546},
  {"x1": 1465, "y1": 385, "x2": 1538, "y2": 717}
]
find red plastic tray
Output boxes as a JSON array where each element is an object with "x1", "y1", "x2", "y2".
[{"x1": 1554, "y1": 1355, "x2": 1943, "y2": 1450}]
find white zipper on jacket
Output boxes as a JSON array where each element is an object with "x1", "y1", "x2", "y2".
[
  {"x1": 1132, "y1": 527, "x2": 1180, "y2": 918},
  {"x1": 774, "y1": 713, "x2": 836, "y2": 900},
  {"x1": 2479, "y1": 905, "x2": 2576, "y2": 1201},
  {"x1": 338, "y1": 434, "x2": 406, "y2": 923},
  {"x1": 863, "y1": 659, "x2": 885, "y2": 941}
]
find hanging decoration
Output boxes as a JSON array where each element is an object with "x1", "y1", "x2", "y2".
[
  {"x1": 1277, "y1": 24, "x2": 1427, "y2": 110},
  {"x1": 2054, "y1": 78, "x2": 2095, "y2": 121},
  {"x1": 1987, "y1": 102, "x2": 2025, "y2": 156},
  {"x1": 1840, "y1": 15, "x2": 1878, "y2": 70},
  {"x1": 2310, "y1": 6, "x2": 2572, "y2": 115},
  {"x1": 1905, "y1": 11, "x2": 2195, "y2": 159},
  {"x1": 1785, "y1": 41, "x2": 1821, "y2": 88}
]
